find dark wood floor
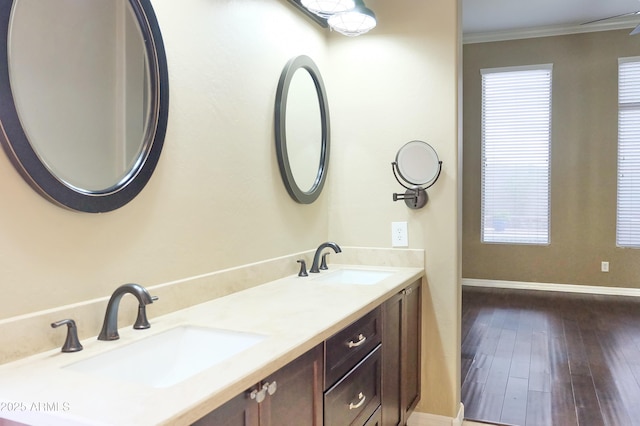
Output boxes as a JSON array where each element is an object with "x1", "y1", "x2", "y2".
[{"x1": 461, "y1": 286, "x2": 640, "y2": 426}]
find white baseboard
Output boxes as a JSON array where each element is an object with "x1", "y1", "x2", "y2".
[
  {"x1": 462, "y1": 278, "x2": 640, "y2": 298},
  {"x1": 408, "y1": 404, "x2": 464, "y2": 426}
]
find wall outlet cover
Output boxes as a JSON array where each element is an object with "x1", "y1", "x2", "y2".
[{"x1": 391, "y1": 221, "x2": 409, "y2": 247}]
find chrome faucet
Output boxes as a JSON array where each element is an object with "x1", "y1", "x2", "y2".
[
  {"x1": 98, "y1": 283, "x2": 157, "y2": 341},
  {"x1": 310, "y1": 241, "x2": 342, "y2": 273}
]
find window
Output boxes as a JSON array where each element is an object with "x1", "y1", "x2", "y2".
[
  {"x1": 481, "y1": 65, "x2": 552, "y2": 244},
  {"x1": 617, "y1": 58, "x2": 640, "y2": 247}
]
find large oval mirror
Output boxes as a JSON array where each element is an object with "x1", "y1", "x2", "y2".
[
  {"x1": 275, "y1": 55, "x2": 330, "y2": 204},
  {"x1": 0, "y1": 0, "x2": 168, "y2": 212}
]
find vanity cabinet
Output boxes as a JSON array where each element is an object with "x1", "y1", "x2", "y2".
[
  {"x1": 193, "y1": 343, "x2": 324, "y2": 426},
  {"x1": 193, "y1": 280, "x2": 421, "y2": 426},
  {"x1": 381, "y1": 280, "x2": 422, "y2": 426}
]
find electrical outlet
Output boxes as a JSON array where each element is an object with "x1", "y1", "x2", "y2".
[
  {"x1": 601, "y1": 261, "x2": 609, "y2": 273},
  {"x1": 391, "y1": 222, "x2": 408, "y2": 247}
]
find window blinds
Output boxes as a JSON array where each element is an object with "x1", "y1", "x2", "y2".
[
  {"x1": 481, "y1": 65, "x2": 552, "y2": 244},
  {"x1": 617, "y1": 58, "x2": 640, "y2": 247}
]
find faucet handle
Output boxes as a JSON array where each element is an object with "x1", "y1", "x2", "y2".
[
  {"x1": 133, "y1": 296, "x2": 158, "y2": 330},
  {"x1": 297, "y1": 259, "x2": 308, "y2": 277},
  {"x1": 51, "y1": 319, "x2": 83, "y2": 353},
  {"x1": 320, "y1": 253, "x2": 330, "y2": 270}
]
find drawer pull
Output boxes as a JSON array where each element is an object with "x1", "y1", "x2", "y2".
[
  {"x1": 347, "y1": 334, "x2": 366, "y2": 348},
  {"x1": 349, "y1": 392, "x2": 366, "y2": 410}
]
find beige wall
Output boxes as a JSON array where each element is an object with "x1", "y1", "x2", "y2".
[
  {"x1": 0, "y1": 0, "x2": 460, "y2": 420},
  {"x1": 463, "y1": 29, "x2": 640, "y2": 288},
  {"x1": 330, "y1": 0, "x2": 461, "y2": 416},
  {"x1": 0, "y1": 0, "x2": 330, "y2": 320}
]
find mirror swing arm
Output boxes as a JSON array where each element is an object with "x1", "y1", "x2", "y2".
[{"x1": 391, "y1": 140, "x2": 442, "y2": 209}]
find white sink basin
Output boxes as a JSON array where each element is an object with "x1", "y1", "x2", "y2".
[
  {"x1": 312, "y1": 268, "x2": 394, "y2": 285},
  {"x1": 65, "y1": 326, "x2": 266, "y2": 388}
]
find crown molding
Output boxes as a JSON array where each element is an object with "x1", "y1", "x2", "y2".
[{"x1": 463, "y1": 16, "x2": 639, "y2": 44}]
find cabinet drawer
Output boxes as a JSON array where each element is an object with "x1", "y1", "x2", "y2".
[
  {"x1": 363, "y1": 405, "x2": 381, "y2": 426},
  {"x1": 324, "y1": 344, "x2": 381, "y2": 426},
  {"x1": 325, "y1": 306, "x2": 381, "y2": 388}
]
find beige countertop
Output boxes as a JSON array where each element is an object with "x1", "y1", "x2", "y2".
[{"x1": 0, "y1": 264, "x2": 423, "y2": 426}]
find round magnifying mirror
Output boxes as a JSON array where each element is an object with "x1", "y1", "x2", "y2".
[
  {"x1": 396, "y1": 140, "x2": 440, "y2": 186},
  {"x1": 275, "y1": 55, "x2": 330, "y2": 204},
  {"x1": 0, "y1": 0, "x2": 168, "y2": 212}
]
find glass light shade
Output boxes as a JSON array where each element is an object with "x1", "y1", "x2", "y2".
[
  {"x1": 327, "y1": 1, "x2": 376, "y2": 36},
  {"x1": 301, "y1": 0, "x2": 355, "y2": 18}
]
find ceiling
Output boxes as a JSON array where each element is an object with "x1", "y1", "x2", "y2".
[{"x1": 463, "y1": 0, "x2": 640, "y2": 40}]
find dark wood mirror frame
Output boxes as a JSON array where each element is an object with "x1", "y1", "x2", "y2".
[
  {"x1": 0, "y1": 0, "x2": 169, "y2": 213},
  {"x1": 275, "y1": 55, "x2": 330, "y2": 204}
]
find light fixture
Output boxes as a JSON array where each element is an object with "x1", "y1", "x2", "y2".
[
  {"x1": 300, "y1": 0, "x2": 355, "y2": 18},
  {"x1": 327, "y1": 0, "x2": 376, "y2": 36}
]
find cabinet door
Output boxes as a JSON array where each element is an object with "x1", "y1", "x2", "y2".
[
  {"x1": 402, "y1": 280, "x2": 421, "y2": 417},
  {"x1": 260, "y1": 343, "x2": 324, "y2": 426},
  {"x1": 192, "y1": 389, "x2": 259, "y2": 426},
  {"x1": 381, "y1": 291, "x2": 403, "y2": 426},
  {"x1": 381, "y1": 280, "x2": 422, "y2": 426},
  {"x1": 193, "y1": 344, "x2": 323, "y2": 426}
]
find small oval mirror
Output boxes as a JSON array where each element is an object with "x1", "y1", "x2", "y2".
[
  {"x1": 396, "y1": 140, "x2": 440, "y2": 186},
  {"x1": 275, "y1": 55, "x2": 330, "y2": 204},
  {"x1": 285, "y1": 68, "x2": 322, "y2": 193}
]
